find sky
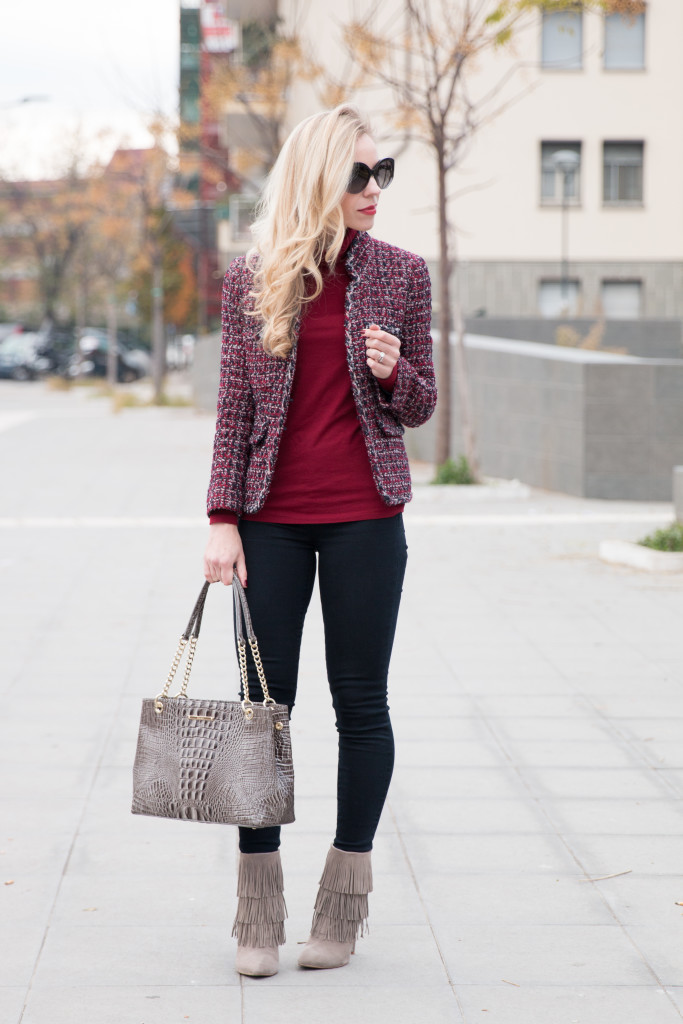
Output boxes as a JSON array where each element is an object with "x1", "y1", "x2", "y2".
[{"x1": 0, "y1": 0, "x2": 181, "y2": 178}]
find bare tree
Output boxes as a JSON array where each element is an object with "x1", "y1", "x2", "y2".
[{"x1": 339, "y1": 0, "x2": 644, "y2": 474}]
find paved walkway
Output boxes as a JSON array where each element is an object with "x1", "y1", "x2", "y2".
[{"x1": 1, "y1": 379, "x2": 682, "y2": 1024}]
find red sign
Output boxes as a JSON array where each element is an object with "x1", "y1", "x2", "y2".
[{"x1": 200, "y1": 1, "x2": 238, "y2": 53}]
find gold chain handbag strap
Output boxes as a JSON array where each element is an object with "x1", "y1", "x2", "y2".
[
  {"x1": 232, "y1": 576, "x2": 276, "y2": 720},
  {"x1": 154, "y1": 579, "x2": 274, "y2": 721}
]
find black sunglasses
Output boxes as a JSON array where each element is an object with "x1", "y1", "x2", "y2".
[{"x1": 346, "y1": 157, "x2": 395, "y2": 194}]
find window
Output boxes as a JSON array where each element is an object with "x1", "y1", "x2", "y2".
[
  {"x1": 601, "y1": 281, "x2": 642, "y2": 319},
  {"x1": 539, "y1": 280, "x2": 581, "y2": 318},
  {"x1": 603, "y1": 142, "x2": 644, "y2": 204},
  {"x1": 541, "y1": 9, "x2": 583, "y2": 70},
  {"x1": 604, "y1": 12, "x2": 645, "y2": 70},
  {"x1": 541, "y1": 142, "x2": 581, "y2": 205}
]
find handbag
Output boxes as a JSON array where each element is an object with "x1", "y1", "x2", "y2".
[{"x1": 131, "y1": 578, "x2": 294, "y2": 827}]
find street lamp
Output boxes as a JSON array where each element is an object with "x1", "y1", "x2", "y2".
[{"x1": 551, "y1": 149, "x2": 580, "y2": 315}]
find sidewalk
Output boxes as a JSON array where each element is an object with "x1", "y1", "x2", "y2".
[{"x1": 1, "y1": 379, "x2": 682, "y2": 1024}]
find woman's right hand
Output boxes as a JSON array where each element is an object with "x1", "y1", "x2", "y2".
[{"x1": 203, "y1": 523, "x2": 247, "y2": 587}]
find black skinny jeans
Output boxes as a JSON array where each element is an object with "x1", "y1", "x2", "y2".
[{"x1": 236, "y1": 515, "x2": 407, "y2": 855}]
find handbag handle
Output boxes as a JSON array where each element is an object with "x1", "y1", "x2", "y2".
[{"x1": 154, "y1": 578, "x2": 275, "y2": 720}]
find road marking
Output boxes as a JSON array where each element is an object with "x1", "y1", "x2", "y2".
[
  {"x1": 0, "y1": 411, "x2": 37, "y2": 434},
  {"x1": 0, "y1": 512, "x2": 672, "y2": 529}
]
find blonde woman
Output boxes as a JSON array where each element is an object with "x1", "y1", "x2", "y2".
[{"x1": 204, "y1": 105, "x2": 436, "y2": 977}]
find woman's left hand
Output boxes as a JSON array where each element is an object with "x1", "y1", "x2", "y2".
[{"x1": 364, "y1": 323, "x2": 400, "y2": 380}]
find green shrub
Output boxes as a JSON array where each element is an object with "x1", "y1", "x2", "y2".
[
  {"x1": 638, "y1": 522, "x2": 683, "y2": 552},
  {"x1": 431, "y1": 456, "x2": 476, "y2": 486}
]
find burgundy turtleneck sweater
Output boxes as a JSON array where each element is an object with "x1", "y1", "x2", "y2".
[{"x1": 210, "y1": 230, "x2": 401, "y2": 525}]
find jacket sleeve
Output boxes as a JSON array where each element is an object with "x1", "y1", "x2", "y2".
[
  {"x1": 206, "y1": 261, "x2": 255, "y2": 517},
  {"x1": 375, "y1": 255, "x2": 437, "y2": 428}
]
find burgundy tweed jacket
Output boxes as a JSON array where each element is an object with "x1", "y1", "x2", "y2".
[{"x1": 207, "y1": 230, "x2": 436, "y2": 517}]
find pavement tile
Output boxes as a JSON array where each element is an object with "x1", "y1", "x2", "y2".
[
  {"x1": 490, "y1": 717, "x2": 618, "y2": 742},
  {"x1": 391, "y1": 766, "x2": 526, "y2": 800},
  {"x1": 0, "y1": 989, "x2": 26, "y2": 1024},
  {"x1": 454, "y1": 984, "x2": 681, "y2": 1024},
  {"x1": 624, "y1": 927, "x2": 683, "y2": 986},
  {"x1": 559, "y1": 834, "x2": 683, "y2": 877},
  {"x1": 420, "y1": 873, "x2": 615, "y2": 927},
  {"x1": 393, "y1": 740, "x2": 507, "y2": 768},
  {"x1": 20, "y1": 986, "x2": 241, "y2": 1024},
  {"x1": 498, "y1": 740, "x2": 643, "y2": 770},
  {"x1": 401, "y1": 832, "x2": 581, "y2": 876},
  {"x1": 541, "y1": 798, "x2": 683, "y2": 836},
  {"x1": 31, "y1": 926, "x2": 239, "y2": 988},
  {"x1": 0, "y1": 799, "x2": 85, "y2": 837},
  {"x1": 65, "y1": 822, "x2": 235, "y2": 877},
  {"x1": 242, "y1": 925, "x2": 447, "y2": 988},
  {"x1": 517, "y1": 767, "x2": 668, "y2": 800},
  {"x1": 0, "y1": 832, "x2": 74, "y2": 878},
  {"x1": 590, "y1": 875, "x2": 683, "y2": 928},
  {"x1": 666, "y1": 987, "x2": 683, "y2": 1015},
  {"x1": 629, "y1": 740, "x2": 683, "y2": 768},
  {"x1": 618, "y1": 718, "x2": 683, "y2": 743},
  {"x1": 392, "y1": 798, "x2": 549, "y2": 836},
  {"x1": 656, "y1": 769, "x2": 683, "y2": 796},
  {"x1": 0, "y1": 927, "x2": 46, "y2": 986},
  {"x1": 243, "y1": 985, "x2": 462, "y2": 1023},
  {"x1": 475, "y1": 695, "x2": 593, "y2": 718},
  {"x1": 49, "y1": 873, "x2": 234, "y2": 929},
  {"x1": 460, "y1": 675, "x2": 579, "y2": 697},
  {"x1": 436, "y1": 924, "x2": 654, "y2": 987}
]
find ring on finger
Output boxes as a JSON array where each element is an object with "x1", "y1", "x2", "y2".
[{"x1": 377, "y1": 350, "x2": 385, "y2": 364}]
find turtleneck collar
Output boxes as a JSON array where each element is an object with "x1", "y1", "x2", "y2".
[{"x1": 340, "y1": 228, "x2": 358, "y2": 258}]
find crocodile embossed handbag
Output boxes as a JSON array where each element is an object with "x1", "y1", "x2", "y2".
[{"x1": 131, "y1": 579, "x2": 294, "y2": 828}]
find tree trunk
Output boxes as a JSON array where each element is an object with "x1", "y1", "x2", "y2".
[
  {"x1": 435, "y1": 150, "x2": 451, "y2": 467},
  {"x1": 437, "y1": 148, "x2": 479, "y2": 477},
  {"x1": 106, "y1": 292, "x2": 118, "y2": 388},
  {"x1": 151, "y1": 256, "x2": 165, "y2": 401},
  {"x1": 452, "y1": 293, "x2": 480, "y2": 480}
]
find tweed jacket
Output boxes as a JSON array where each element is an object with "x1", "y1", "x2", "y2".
[{"x1": 207, "y1": 230, "x2": 436, "y2": 517}]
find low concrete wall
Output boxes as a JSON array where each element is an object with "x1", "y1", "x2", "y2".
[
  {"x1": 464, "y1": 317, "x2": 683, "y2": 359},
  {"x1": 406, "y1": 334, "x2": 683, "y2": 500},
  {"x1": 192, "y1": 328, "x2": 683, "y2": 500}
]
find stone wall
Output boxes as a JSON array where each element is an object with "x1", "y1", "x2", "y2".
[{"x1": 406, "y1": 335, "x2": 683, "y2": 500}]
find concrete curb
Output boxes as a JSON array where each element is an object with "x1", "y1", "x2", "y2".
[{"x1": 599, "y1": 538, "x2": 683, "y2": 572}]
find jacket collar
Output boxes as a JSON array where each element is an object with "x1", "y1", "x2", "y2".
[{"x1": 344, "y1": 230, "x2": 373, "y2": 281}]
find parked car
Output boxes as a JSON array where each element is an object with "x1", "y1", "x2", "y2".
[
  {"x1": 66, "y1": 331, "x2": 151, "y2": 382},
  {"x1": 0, "y1": 323, "x2": 23, "y2": 344},
  {"x1": 0, "y1": 332, "x2": 51, "y2": 380}
]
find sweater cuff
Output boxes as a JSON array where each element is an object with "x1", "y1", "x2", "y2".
[
  {"x1": 209, "y1": 511, "x2": 239, "y2": 525},
  {"x1": 379, "y1": 362, "x2": 399, "y2": 392}
]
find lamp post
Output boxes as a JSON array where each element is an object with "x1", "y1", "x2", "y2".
[{"x1": 551, "y1": 149, "x2": 580, "y2": 315}]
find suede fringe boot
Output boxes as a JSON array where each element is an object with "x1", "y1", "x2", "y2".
[
  {"x1": 298, "y1": 845, "x2": 373, "y2": 969},
  {"x1": 233, "y1": 851, "x2": 287, "y2": 977}
]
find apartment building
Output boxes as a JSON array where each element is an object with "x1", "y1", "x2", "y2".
[{"x1": 273, "y1": 1, "x2": 681, "y2": 333}]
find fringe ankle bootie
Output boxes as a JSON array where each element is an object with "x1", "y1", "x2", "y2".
[
  {"x1": 297, "y1": 845, "x2": 373, "y2": 970},
  {"x1": 233, "y1": 851, "x2": 287, "y2": 977}
]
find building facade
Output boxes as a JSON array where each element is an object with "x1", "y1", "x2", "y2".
[{"x1": 273, "y1": 0, "x2": 680, "y2": 329}]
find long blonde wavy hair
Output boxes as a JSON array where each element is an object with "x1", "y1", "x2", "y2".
[{"x1": 247, "y1": 104, "x2": 371, "y2": 358}]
